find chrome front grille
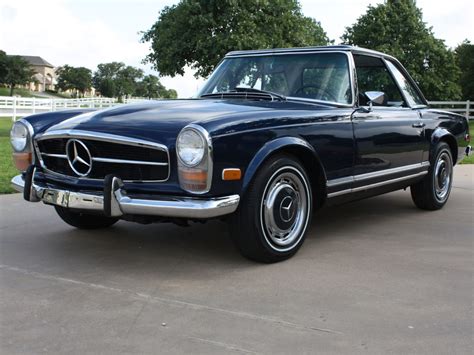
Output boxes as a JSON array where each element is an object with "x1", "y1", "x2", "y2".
[{"x1": 35, "y1": 130, "x2": 170, "y2": 182}]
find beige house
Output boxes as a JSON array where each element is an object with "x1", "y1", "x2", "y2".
[{"x1": 20, "y1": 55, "x2": 57, "y2": 92}]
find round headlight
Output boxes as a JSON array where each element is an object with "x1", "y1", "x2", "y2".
[
  {"x1": 10, "y1": 121, "x2": 29, "y2": 152},
  {"x1": 177, "y1": 128, "x2": 205, "y2": 166}
]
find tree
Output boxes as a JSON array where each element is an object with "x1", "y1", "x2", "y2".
[
  {"x1": 162, "y1": 88, "x2": 177, "y2": 99},
  {"x1": 341, "y1": 0, "x2": 461, "y2": 101},
  {"x1": 93, "y1": 62, "x2": 124, "y2": 98},
  {"x1": 57, "y1": 65, "x2": 92, "y2": 97},
  {"x1": 0, "y1": 52, "x2": 35, "y2": 96},
  {"x1": 455, "y1": 40, "x2": 474, "y2": 100},
  {"x1": 142, "y1": 0, "x2": 330, "y2": 78},
  {"x1": 115, "y1": 65, "x2": 143, "y2": 99},
  {"x1": 93, "y1": 62, "x2": 143, "y2": 100},
  {"x1": 135, "y1": 74, "x2": 178, "y2": 99},
  {"x1": 0, "y1": 50, "x2": 7, "y2": 82}
]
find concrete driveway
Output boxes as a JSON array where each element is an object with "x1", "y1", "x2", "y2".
[{"x1": 1, "y1": 166, "x2": 472, "y2": 354}]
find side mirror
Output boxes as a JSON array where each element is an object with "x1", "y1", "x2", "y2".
[{"x1": 364, "y1": 91, "x2": 386, "y2": 111}]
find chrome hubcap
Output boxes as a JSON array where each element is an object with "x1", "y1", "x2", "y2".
[
  {"x1": 434, "y1": 152, "x2": 452, "y2": 202},
  {"x1": 260, "y1": 167, "x2": 310, "y2": 251}
]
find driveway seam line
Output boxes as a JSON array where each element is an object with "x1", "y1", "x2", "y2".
[{"x1": 0, "y1": 263, "x2": 343, "y2": 336}]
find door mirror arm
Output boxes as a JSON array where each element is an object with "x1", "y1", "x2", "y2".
[
  {"x1": 352, "y1": 91, "x2": 386, "y2": 119},
  {"x1": 351, "y1": 106, "x2": 370, "y2": 120}
]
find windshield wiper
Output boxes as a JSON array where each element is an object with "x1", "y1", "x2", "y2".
[{"x1": 231, "y1": 87, "x2": 287, "y2": 101}]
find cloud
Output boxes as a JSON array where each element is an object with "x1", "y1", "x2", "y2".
[
  {"x1": 1, "y1": 0, "x2": 472, "y2": 98},
  {"x1": 0, "y1": 0, "x2": 147, "y2": 70}
]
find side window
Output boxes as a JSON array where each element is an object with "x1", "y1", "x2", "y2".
[
  {"x1": 385, "y1": 60, "x2": 425, "y2": 107},
  {"x1": 354, "y1": 55, "x2": 405, "y2": 107},
  {"x1": 302, "y1": 67, "x2": 351, "y2": 103}
]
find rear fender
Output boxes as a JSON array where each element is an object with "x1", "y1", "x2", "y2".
[{"x1": 431, "y1": 128, "x2": 458, "y2": 164}]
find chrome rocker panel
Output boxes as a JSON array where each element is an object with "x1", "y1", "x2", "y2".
[{"x1": 11, "y1": 174, "x2": 240, "y2": 219}]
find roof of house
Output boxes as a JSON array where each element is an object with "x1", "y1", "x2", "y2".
[{"x1": 12, "y1": 55, "x2": 55, "y2": 68}]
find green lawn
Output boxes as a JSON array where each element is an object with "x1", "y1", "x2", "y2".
[
  {"x1": 460, "y1": 120, "x2": 474, "y2": 164},
  {"x1": 0, "y1": 87, "x2": 44, "y2": 98},
  {"x1": 0, "y1": 117, "x2": 16, "y2": 194},
  {"x1": 0, "y1": 87, "x2": 70, "y2": 98},
  {"x1": 0, "y1": 118, "x2": 472, "y2": 194}
]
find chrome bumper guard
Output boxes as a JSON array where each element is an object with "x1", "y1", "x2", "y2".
[{"x1": 11, "y1": 174, "x2": 240, "y2": 219}]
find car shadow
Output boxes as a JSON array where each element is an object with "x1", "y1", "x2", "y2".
[{"x1": 40, "y1": 190, "x2": 428, "y2": 273}]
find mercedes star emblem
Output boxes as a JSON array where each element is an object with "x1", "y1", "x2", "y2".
[
  {"x1": 66, "y1": 139, "x2": 92, "y2": 177},
  {"x1": 280, "y1": 196, "x2": 295, "y2": 222}
]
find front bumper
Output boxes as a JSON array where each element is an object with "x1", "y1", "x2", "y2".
[{"x1": 11, "y1": 174, "x2": 240, "y2": 219}]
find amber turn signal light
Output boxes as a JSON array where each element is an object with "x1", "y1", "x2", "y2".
[
  {"x1": 222, "y1": 168, "x2": 241, "y2": 181},
  {"x1": 12, "y1": 152, "x2": 32, "y2": 171},
  {"x1": 179, "y1": 168, "x2": 208, "y2": 191}
]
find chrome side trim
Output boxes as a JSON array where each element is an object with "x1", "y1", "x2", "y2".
[
  {"x1": 34, "y1": 129, "x2": 171, "y2": 183},
  {"x1": 327, "y1": 162, "x2": 430, "y2": 188},
  {"x1": 354, "y1": 161, "x2": 429, "y2": 182},
  {"x1": 11, "y1": 175, "x2": 239, "y2": 219},
  {"x1": 327, "y1": 171, "x2": 428, "y2": 198},
  {"x1": 326, "y1": 176, "x2": 353, "y2": 188}
]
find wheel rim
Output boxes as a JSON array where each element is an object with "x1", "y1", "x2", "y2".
[
  {"x1": 260, "y1": 166, "x2": 311, "y2": 252},
  {"x1": 433, "y1": 151, "x2": 452, "y2": 202}
]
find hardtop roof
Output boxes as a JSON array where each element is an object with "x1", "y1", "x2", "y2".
[{"x1": 226, "y1": 45, "x2": 395, "y2": 60}]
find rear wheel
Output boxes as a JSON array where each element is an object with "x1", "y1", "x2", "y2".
[
  {"x1": 411, "y1": 142, "x2": 453, "y2": 210},
  {"x1": 230, "y1": 154, "x2": 312, "y2": 263},
  {"x1": 54, "y1": 206, "x2": 118, "y2": 229}
]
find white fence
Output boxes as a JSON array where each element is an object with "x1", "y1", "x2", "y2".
[
  {"x1": 427, "y1": 101, "x2": 472, "y2": 120},
  {"x1": 1, "y1": 96, "x2": 472, "y2": 121},
  {"x1": 0, "y1": 96, "x2": 147, "y2": 121}
]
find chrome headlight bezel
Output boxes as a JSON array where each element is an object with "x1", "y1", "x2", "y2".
[
  {"x1": 176, "y1": 124, "x2": 213, "y2": 194},
  {"x1": 10, "y1": 119, "x2": 34, "y2": 153},
  {"x1": 176, "y1": 127, "x2": 206, "y2": 167}
]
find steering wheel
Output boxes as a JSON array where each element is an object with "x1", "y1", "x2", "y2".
[{"x1": 294, "y1": 85, "x2": 338, "y2": 102}]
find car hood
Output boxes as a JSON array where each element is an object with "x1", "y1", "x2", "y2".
[{"x1": 45, "y1": 99, "x2": 338, "y2": 143}]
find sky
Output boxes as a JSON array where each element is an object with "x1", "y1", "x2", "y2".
[{"x1": 0, "y1": 0, "x2": 472, "y2": 98}]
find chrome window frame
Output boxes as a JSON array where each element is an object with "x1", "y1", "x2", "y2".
[{"x1": 199, "y1": 51, "x2": 356, "y2": 108}]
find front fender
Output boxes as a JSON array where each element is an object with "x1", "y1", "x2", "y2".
[{"x1": 241, "y1": 136, "x2": 325, "y2": 193}]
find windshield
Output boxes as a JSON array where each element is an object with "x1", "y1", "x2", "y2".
[{"x1": 198, "y1": 52, "x2": 352, "y2": 105}]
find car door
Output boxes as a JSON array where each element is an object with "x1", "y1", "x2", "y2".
[{"x1": 351, "y1": 54, "x2": 426, "y2": 188}]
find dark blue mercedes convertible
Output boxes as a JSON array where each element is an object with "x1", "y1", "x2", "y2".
[{"x1": 10, "y1": 46, "x2": 471, "y2": 262}]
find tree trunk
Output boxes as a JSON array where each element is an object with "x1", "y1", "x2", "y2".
[{"x1": 9, "y1": 84, "x2": 15, "y2": 96}]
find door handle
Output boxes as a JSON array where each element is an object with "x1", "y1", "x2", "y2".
[{"x1": 412, "y1": 122, "x2": 426, "y2": 128}]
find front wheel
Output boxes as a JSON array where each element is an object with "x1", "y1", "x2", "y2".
[
  {"x1": 54, "y1": 206, "x2": 119, "y2": 229},
  {"x1": 230, "y1": 154, "x2": 312, "y2": 263},
  {"x1": 411, "y1": 142, "x2": 453, "y2": 210}
]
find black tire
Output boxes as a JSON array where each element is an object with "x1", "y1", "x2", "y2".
[
  {"x1": 411, "y1": 142, "x2": 453, "y2": 210},
  {"x1": 229, "y1": 154, "x2": 312, "y2": 263},
  {"x1": 54, "y1": 206, "x2": 118, "y2": 229}
]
